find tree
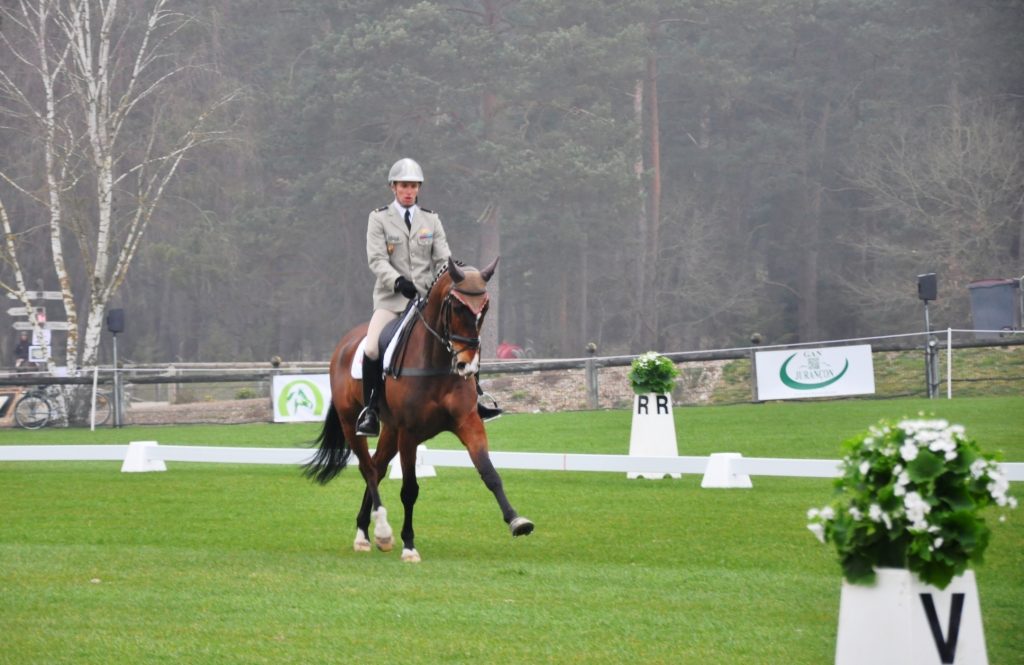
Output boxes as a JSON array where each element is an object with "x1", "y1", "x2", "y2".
[{"x1": 0, "y1": 0, "x2": 235, "y2": 368}]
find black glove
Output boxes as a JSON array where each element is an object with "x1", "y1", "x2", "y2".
[{"x1": 394, "y1": 276, "x2": 418, "y2": 299}]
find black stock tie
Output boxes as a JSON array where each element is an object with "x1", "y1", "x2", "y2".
[{"x1": 404, "y1": 209, "x2": 411, "y2": 231}]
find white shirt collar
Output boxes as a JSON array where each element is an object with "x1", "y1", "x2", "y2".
[{"x1": 391, "y1": 200, "x2": 419, "y2": 218}]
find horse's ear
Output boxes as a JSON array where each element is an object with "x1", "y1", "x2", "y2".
[
  {"x1": 448, "y1": 257, "x2": 465, "y2": 283},
  {"x1": 480, "y1": 256, "x2": 499, "y2": 282}
]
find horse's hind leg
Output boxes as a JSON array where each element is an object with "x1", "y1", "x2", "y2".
[
  {"x1": 368, "y1": 427, "x2": 398, "y2": 551},
  {"x1": 346, "y1": 421, "x2": 395, "y2": 553}
]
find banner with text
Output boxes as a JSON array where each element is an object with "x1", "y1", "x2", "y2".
[
  {"x1": 755, "y1": 344, "x2": 875, "y2": 401},
  {"x1": 272, "y1": 374, "x2": 332, "y2": 423}
]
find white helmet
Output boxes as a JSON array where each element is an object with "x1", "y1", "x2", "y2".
[{"x1": 388, "y1": 158, "x2": 424, "y2": 184}]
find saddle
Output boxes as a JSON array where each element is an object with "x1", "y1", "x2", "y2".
[{"x1": 350, "y1": 298, "x2": 420, "y2": 380}]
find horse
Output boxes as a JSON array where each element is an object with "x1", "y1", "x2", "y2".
[{"x1": 303, "y1": 257, "x2": 534, "y2": 563}]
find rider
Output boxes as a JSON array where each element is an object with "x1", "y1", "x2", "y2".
[{"x1": 356, "y1": 157, "x2": 502, "y2": 437}]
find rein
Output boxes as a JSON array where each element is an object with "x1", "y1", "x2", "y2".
[{"x1": 397, "y1": 283, "x2": 486, "y2": 377}]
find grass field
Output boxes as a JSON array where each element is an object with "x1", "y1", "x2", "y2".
[{"x1": 2, "y1": 397, "x2": 1022, "y2": 664}]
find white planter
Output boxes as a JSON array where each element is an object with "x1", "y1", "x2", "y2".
[
  {"x1": 627, "y1": 393, "x2": 679, "y2": 479},
  {"x1": 835, "y1": 568, "x2": 987, "y2": 665}
]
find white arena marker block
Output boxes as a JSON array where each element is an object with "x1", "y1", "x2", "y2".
[
  {"x1": 835, "y1": 569, "x2": 987, "y2": 665},
  {"x1": 627, "y1": 393, "x2": 680, "y2": 479},
  {"x1": 121, "y1": 441, "x2": 166, "y2": 473},
  {"x1": 389, "y1": 445, "x2": 437, "y2": 480},
  {"x1": 701, "y1": 452, "x2": 752, "y2": 488}
]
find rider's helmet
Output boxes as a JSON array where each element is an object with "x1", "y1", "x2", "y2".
[{"x1": 388, "y1": 158, "x2": 424, "y2": 184}]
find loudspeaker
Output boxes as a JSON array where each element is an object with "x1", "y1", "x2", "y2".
[
  {"x1": 917, "y1": 273, "x2": 937, "y2": 302},
  {"x1": 106, "y1": 308, "x2": 125, "y2": 334}
]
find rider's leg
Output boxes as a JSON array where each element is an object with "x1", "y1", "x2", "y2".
[{"x1": 356, "y1": 309, "x2": 398, "y2": 437}]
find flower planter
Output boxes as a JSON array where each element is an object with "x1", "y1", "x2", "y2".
[
  {"x1": 626, "y1": 393, "x2": 679, "y2": 479},
  {"x1": 835, "y1": 568, "x2": 987, "y2": 665}
]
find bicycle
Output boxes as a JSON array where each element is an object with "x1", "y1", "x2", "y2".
[{"x1": 14, "y1": 384, "x2": 113, "y2": 429}]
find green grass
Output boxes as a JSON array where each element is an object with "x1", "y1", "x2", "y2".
[{"x1": 1, "y1": 397, "x2": 1022, "y2": 664}]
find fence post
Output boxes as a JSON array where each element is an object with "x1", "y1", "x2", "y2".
[
  {"x1": 749, "y1": 333, "x2": 763, "y2": 402},
  {"x1": 585, "y1": 342, "x2": 598, "y2": 410},
  {"x1": 166, "y1": 364, "x2": 177, "y2": 404}
]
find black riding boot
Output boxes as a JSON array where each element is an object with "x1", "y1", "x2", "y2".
[
  {"x1": 476, "y1": 375, "x2": 503, "y2": 423},
  {"x1": 356, "y1": 354, "x2": 383, "y2": 437}
]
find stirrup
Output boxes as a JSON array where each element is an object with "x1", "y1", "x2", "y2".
[
  {"x1": 355, "y1": 406, "x2": 380, "y2": 437},
  {"x1": 477, "y1": 391, "x2": 503, "y2": 423}
]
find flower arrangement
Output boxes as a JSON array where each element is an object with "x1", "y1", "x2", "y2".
[
  {"x1": 807, "y1": 418, "x2": 1016, "y2": 589},
  {"x1": 628, "y1": 351, "x2": 680, "y2": 395}
]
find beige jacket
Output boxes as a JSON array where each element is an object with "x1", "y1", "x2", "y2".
[{"x1": 367, "y1": 203, "x2": 452, "y2": 311}]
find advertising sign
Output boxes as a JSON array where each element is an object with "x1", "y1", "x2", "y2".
[
  {"x1": 272, "y1": 374, "x2": 332, "y2": 423},
  {"x1": 755, "y1": 344, "x2": 875, "y2": 401}
]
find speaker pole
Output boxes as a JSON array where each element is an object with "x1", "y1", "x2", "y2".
[{"x1": 112, "y1": 332, "x2": 121, "y2": 427}]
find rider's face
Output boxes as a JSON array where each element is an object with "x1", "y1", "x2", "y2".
[{"x1": 391, "y1": 181, "x2": 420, "y2": 207}]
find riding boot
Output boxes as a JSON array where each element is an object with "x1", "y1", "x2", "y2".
[
  {"x1": 356, "y1": 354, "x2": 383, "y2": 437},
  {"x1": 475, "y1": 375, "x2": 503, "y2": 423}
]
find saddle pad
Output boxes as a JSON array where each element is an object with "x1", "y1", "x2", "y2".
[{"x1": 349, "y1": 305, "x2": 419, "y2": 380}]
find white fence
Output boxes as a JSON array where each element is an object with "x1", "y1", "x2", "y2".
[{"x1": 2, "y1": 443, "x2": 1022, "y2": 485}]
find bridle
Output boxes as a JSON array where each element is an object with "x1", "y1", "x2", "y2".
[{"x1": 413, "y1": 282, "x2": 488, "y2": 374}]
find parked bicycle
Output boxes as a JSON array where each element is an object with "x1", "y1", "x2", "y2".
[{"x1": 14, "y1": 384, "x2": 113, "y2": 429}]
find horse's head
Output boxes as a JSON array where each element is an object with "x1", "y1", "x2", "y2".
[{"x1": 431, "y1": 256, "x2": 498, "y2": 377}]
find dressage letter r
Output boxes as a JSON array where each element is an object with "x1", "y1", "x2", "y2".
[
  {"x1": 656, "y1": 394, "x2": 669, "y2": 414},
  {"x1": 637, "y1": 395, "x2": 649, "y2": 415}
]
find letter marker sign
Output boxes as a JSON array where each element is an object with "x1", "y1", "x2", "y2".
[
  {"x1": 755, "y1": 344, "x2": 875, "y2": 401},
  {"x1": 627, "y1": 393, "x2": 680, "y2": 479}
]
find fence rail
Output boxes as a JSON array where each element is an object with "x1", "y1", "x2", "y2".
[
  {"x1": 2, "y1": 443, "x2": 1022, "y2": 482},
  {"x1": 0, "y1": 329, "x2": 1019, "y2": 425}
]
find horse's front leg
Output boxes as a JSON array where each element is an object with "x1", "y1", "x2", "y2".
[
  {"x1": 455, "y1": 420, "x2": 534, "y2": 537},
  {"x1": 397, "y1": 431, "x2": 422, "y2": 562}
]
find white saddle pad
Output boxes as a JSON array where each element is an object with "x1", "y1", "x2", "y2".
[{"x1": 350, "y1": 305, "x2": 419, "y2": 380}]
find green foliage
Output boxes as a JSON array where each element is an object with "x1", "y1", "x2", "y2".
[
  {"x1": 807, "y1": 418, "x2": 1017, "y2": 588},
  {"x1": 628, "y1": 351, "x2": 680, "y2": 395}
]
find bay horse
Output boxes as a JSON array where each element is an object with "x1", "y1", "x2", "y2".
[{"x1": 304, "y1": 257, "x2": 534, "y2": 563}]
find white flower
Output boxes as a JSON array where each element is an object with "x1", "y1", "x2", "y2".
[
  {"x1": 806, "y1": 508, "x2": 819, "y2": 520},
  {"x1": 807, "y1": 523, "x2": 826, "y2": 543},
  {"x1": 904, "y1": 492, "x2": 932, "y2": 531},
  {"x1": 859, "y1": 461, "x2": 871, "y2": 476},
  {"x1": 848, "y1": 506, "x2": 863, "y2": 521},
  {"x1": 820, "y1": 506, "x2": 835, "y2": 521},
  {"x1": 933, "y1": 537, "x2": 944, "y2": 549},
  {"x1": 970, "y1": 459, "x2": 989, "y2": 480},
  {"x1": 899, "y1": 441, "x2": 919, "y2": 462}
]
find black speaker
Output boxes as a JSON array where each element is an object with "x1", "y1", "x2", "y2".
[
  {"x1": 106, "y1": 308, "x2": 125, "y2": 333},
  {"x1": 917, "y1": 273, "x2": 937, "y2": 302}
]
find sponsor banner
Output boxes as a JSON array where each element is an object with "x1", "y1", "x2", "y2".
[
  {"x1": 272, "y1": 374, "x2": 331, "y2": 423},
  {"x1": 755, "y1": 344, "x2": 874, "y2": 401}
]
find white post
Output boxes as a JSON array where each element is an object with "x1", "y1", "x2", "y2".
[
  {"x1": 946, "y1": 327, "x2": 952, "y2": 399},
  {"x1": 90, "y1": 365, "x2": 99, "y2": 431},
  {"x1": 121, "y1": 441, "x2": 166, "y2": 473}
]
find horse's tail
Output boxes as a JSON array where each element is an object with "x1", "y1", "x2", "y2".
[{"x1": 302, "y1": 402, "x2": 350, "y2": 485}]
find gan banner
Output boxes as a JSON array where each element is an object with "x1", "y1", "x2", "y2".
[
  {"x1": 755, "y1": 344, "x2": 875, "y2": 401},
  {"x1": 272, "y1": 374, "x2": 332, "y2": 423}
]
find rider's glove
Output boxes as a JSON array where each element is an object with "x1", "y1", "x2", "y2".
[{"x1": 394, "y1": 276, "x2": 418, "y2": 299}]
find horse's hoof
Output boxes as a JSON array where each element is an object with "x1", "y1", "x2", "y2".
[
  {"x1": 375, "y1": 536, "x2": 394, "y2": 552},
  {"x1": 509, "y1": 516, "x2": 535, "y2": 537},
  {"x1": 401, "y1": 548, "x2": 421, "y2": 563},
  {"x1": 353, "y1": 540, "x2": 372, "y2": 553}
]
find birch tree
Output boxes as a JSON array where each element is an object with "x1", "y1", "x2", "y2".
[{"x1": 0, "y1": 0, "x2": 234, "y2": 369}]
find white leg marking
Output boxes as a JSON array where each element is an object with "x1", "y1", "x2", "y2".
[
  {"x1": 401, "y1": 548, "x2": 421, "y2": 563},
  {"x1": 372, "y1": 507, "x2": 393, "y2": 551},
  {"x1": 353, "y1": 527, "x2": 371, "y2": 552}
]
